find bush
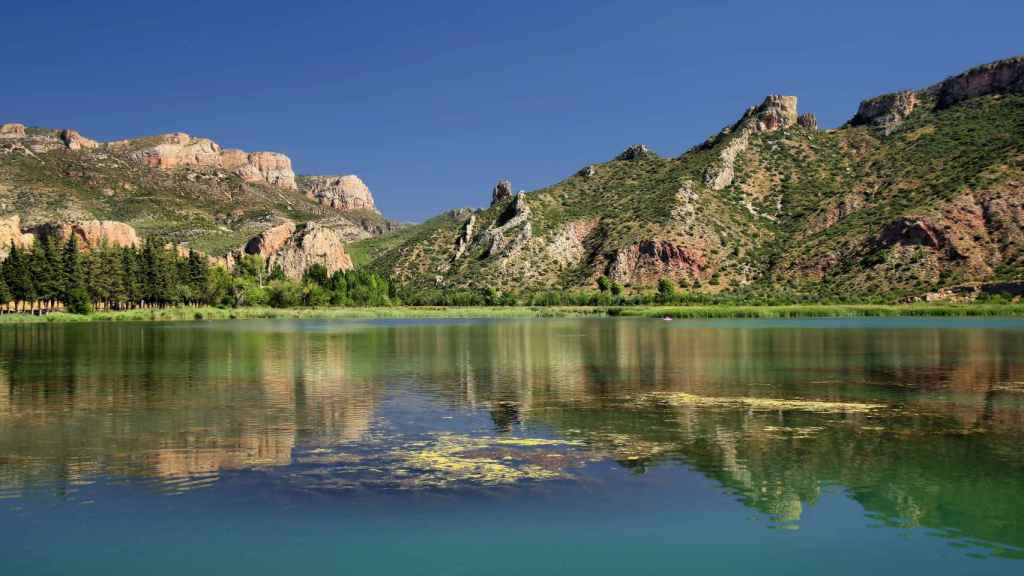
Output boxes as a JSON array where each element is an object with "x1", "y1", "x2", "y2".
[
  {"x1": 268, "y1": 280, "x2": 303, "y2": 308},
  {"x1": 65, "y1": 288, "x2": 93, "y2": 315}
]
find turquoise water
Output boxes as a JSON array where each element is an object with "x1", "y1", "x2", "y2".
[{"x1": 1, "y1": 317, "x2": 1023, "y2": 574}]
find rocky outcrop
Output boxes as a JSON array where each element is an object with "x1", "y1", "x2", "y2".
[
  {"x1": 705, "y1": 95, "x2": 799, "y2": 190},
  {"x1": 797, "y1": 113, "x2": 818, "y2": 130},
  {"x1": 608, "y1": 240, "x2": 707, "y2": 285},
  {"x1": 616, "y1": 144, "x2": 653, "y2": 161},
  {"x1": 0, "y1": 123, "x2": 26, "y2": 139},
  {"x1": 491, "y1": 179, "x2": 513, "y2": 206},
  {"x1": 129, "y1": 133, "x2": 297, "y2": 189},
  {"x1": 543, "y1": 219, "x2": 599, "y2": 271},
  {"x1": 132, "y1": 132, "x2": 222, "y2": 168},
  {"x1": 578, "y1": 165, "x2": 597, "y2": 178},
  {"x1": 234, "y1": 151, "x2": 295, "y2": 189},
  {"x1": 925, "y1": 281, "x2": 1024, "y2": 303},
  {"x1": 452, "y1": 214, "x2": 476, "y2": 261},
  {"x1": 850, "y1": 91, "x2": 918, "y2": 135},
  {"x1": 482, "y1": 192, "x2": 532, "y2": 258},
  {"x1": 269, "y1": 223, "x2": 353, "y2": 279},
  {"x1": 33, "y1": 220, "x2": 141, "y2": 250},
  {"x1": 876, "y1": 218, "x2": 962, "y2": 258},
  {"x1": 0, "y1": 215, "x2": 35, "y2": 258},
  {"x1": 60, "y1": 129, "x2": 99, "y2": 151},
  {"x1": 243, "y1": 220, "x2": 297, "y2": 259},
  {"x1": 936, "y1": 56, "x2": 1024, "y2": 109},
  {"x1": 301, "y1": 175, "x2": 377, "y2": 212},
  {"x1": 241, "y1": 220, "x2": 353, "y2": 279},
  {"x1": 748, "y1": 95, "x2": 798, "y2": 132}
]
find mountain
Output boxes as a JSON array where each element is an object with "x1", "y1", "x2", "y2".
[
  {"x1": 350, "y1": 56, "x2": 1024, "y2": 301},
  {"x1": 0, "y1": 126, "x2": 398, "y2": 278}
]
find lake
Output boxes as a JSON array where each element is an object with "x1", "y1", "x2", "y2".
[{"x1": 1, "y1": 317, "x2": 1023, "y2": 574}]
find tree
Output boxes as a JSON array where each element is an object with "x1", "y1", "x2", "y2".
[
  {"x1": 62, "y1": 236, "x2": 85, "y2": 297},
  {"x1": 0, "y1": 274, "x2": 11, "y2": 307},
  {"x1": 303, "y1": 263, "x2": 329, "y2": 287},
  {"x1": 610, "y1": 282, "x2": 624, "y2": 297},
  {"x1": 657, "y1": 278, "x2": 677, "y2": 302},
  {"x1": 597, "y1": 276, "x2": 611, "y2": 293},
  {"x1": 4, "y1": 245, "x2": 36, "y2": 309},
  {"x1": 186, "y1": 250, "x2": 209, "y2": 304}
]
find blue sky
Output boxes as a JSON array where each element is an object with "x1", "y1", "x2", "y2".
[{"x1": 3, "y1": 0, "x2": 1021, "y2": 221}]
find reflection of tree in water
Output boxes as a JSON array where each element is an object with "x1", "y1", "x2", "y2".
[
  {"x1": 0, "y1": 323, "x2": 378, "y2": 494},
  {"x1": 489, "y1": 401, "x2": 521, "y2": 433}
]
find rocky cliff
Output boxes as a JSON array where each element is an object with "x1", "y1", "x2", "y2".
[
  {"x1": 0, "y1": 122, "x2": 397, "y2": 271},
  {"x1": 299, "y1": 175, "x2": 377, "y2": 212}
]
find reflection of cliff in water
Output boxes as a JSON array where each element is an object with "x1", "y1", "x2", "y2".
[
  {"x1": 0, "y1": 323, "x2": 377, "y2": 493},
  {"x1": 379, "y1": 319, "x2": 1024, "y2": 555}
]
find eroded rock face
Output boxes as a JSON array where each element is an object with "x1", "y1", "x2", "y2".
[
  {"x1": 0, "y1": 215, "x2": 35, "y2": 258},
  {"x1": 33, "y1": 220, "x2": 140, "y2": 250},
  {"x1": 302, "y1": 175, "x2": 377, "y2": 212},
  {"x1": 704, "y1": 95, "x2": 799, "y2": 190},
  {"x1": 244, "y1": 220, "x2": 297, "y2": 259},
  {"x1": 133, "y1": 133, "x2": 222, "y2": 169},
  {"x1": 235, "y1": 151, "x2": 295, "y2": 189},
  {"x1": 936, "y1": 56, "x2": 1024, "y2": 109},
  {"x1": 797, "y1": 113, "x2": 818, "y2": 130},
  {"x1": 749, "y1": 95, "x2": 798, "y2": 132},
  {"x1": 616, "y1": 144, "x2": 653, "y2": 161},
  {"x1": 452, "y1": 214, "x2": 476, "y2": 261},
  {"x1": 491, "y1": 179, "x2": 513, "y2": 206},
  {"x1": 0, "y1": 123, "x2": 26, "y2": 139},
  {"x1": 850, "y1": 90, "x2": 918, "y2": 135},
  {"x1": 60, "y1": 129, "x2": 99, "y2": 151},
  {"x1": 128, "y1": 133, "x2": 297, "y2": 190},
  {"x1": 877, "y1": 218, "x2": 960, "y2": 257},
  {"x1": 608, "y1": 240, "x2": 707, "y2": 285},
  {"x1": 270, "y1": 223, "x2": 353, "y2": 279},
  {"x1": 482, "y1": 192, "x2": 531, "y2": 258}
]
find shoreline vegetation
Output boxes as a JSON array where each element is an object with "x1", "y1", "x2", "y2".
[
  {"x1": 1, "y1": 303, "x2": 1023, "y2": 324},
  {"x1": 2, "y1": 235, "x2": 1024, "y2": 324}
]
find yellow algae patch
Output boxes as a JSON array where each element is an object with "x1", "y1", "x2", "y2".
[
  {"x1": 646, "y1": 392, "x2": 884, "y2": 413},
  {"x1": 762, "y1": 426, "x2": 825, "y2": 438},
  {"x1": 391, "y1": 434, "x2": 577, "y2": 487}
]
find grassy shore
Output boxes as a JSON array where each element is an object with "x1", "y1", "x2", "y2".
[
  {"x1": 1, "y1": 303, "x2": 1023, "y2": 324},
  {"x1": 0, "y1": 306, "x2": 607, "y2": 324},
  {"x1": 616, "y1": 303, "x2": 1024, "y2": 318}
]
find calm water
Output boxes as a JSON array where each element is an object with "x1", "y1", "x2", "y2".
[{"x1": 1, "y1": 317, "x2": 1023, "y2": 574}]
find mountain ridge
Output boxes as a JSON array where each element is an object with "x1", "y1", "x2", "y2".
[{"x1": 350, "y1": 55, "x2": 1024, "y2": 301}]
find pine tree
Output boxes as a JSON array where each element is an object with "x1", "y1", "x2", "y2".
[
  {"x1": 4, "y1": 244, "x2": 36, "y2": 309},
  {"x1": 0, "y1": 273, "x2": 11, "y2": 309},
  {"x1": 121, "y1": 248, "x2": 142, "y2": 307},
  {"x1": 186, "y1": 250, "x2": 208, "y2": 304},
  {"x1": 62, "y1": 236, "x2": 91, "y2": 314}
]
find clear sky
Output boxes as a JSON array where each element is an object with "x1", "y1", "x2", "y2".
[{"x1": 3, "y1": 0, "x2": 1021, "y2": 221}]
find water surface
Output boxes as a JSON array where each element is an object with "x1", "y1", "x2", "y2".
[{"x1": 2, "y1": 317, "x2": 1023, "y2": 574}]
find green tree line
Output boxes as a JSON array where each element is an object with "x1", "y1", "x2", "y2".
[{"x1": 0, "y1": 238, "x2": 396, "y2": 314}]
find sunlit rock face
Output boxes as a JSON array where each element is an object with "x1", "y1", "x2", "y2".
[
  {"x1": 126, "y1": 132, "x2": 297, "y2": 189},
  {"x1": 301, "y1": 175, "x2": 377, "y2": 212}
]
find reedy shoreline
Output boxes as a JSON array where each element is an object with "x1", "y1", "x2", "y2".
[{"x1": 1, "y1": 303, "x2": 1023, "y2": 324}]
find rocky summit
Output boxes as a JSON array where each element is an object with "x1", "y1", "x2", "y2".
[{"x1": 351, "y1": 55, "x2": 1024, "y2": 301}]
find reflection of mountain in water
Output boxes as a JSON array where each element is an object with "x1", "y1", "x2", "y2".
[{"x1": 1, "y1": 319, "x2": 1023, "y2": 556}]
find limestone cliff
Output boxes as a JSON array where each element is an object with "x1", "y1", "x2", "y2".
[{"x1": 300, "y1": 175, "x2": 377, "y2": 212}]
